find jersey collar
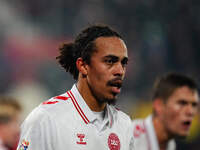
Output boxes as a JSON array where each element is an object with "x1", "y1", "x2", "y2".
[
  {"x1": 144, "y1": 115, "x2": 159, "y2": 150},
  {"x1": 67, "y1": 84, "x2": 113, "y2": 127},
  {"x1": 144, "y1": 115, "x2": 176, "y2": 150}
]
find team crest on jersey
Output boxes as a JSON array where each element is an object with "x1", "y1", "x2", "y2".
[
  {"x1": 108, "y1": 133, "x2": 120, "y2": 150},
  {"x1": 18, "y1": 139, "x2": 29, "y2": 150}
]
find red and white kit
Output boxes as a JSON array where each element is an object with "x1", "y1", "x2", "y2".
[
  {"x1": 130, "y1": 115, "x2": 175, "y2": 150},
  {"x1": 17, "y1": 84, "x2": 133, "y2": 150}
]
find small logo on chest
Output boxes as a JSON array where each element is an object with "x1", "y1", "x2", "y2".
[
  {"x1": 108, "y1": 133, "x2": 120, "y2": 150},
  {"x1": 76, "y1": 133, "x2": 87, "y2": 145}
]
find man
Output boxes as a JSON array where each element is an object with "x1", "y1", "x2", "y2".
[
  {"x1": 0, "y1": 96, "x2": 22, "y2": 150},
  {"x1": 17, "y1": 24, "x2": 133, "y2": 150},
  {"x1": 130, "y1": 73, "x2": 199, "y2": 150}
]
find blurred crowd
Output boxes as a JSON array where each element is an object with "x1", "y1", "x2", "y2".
[{"x1": 0, "y1": 0, "x2": 200, "y2": 149}]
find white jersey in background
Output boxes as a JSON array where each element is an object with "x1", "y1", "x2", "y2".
[
  {"x1": 130, "y1": 115, "x2": 176, "y2": 150},
  {"x1": 17, "y1": 84, "x2": 133, "y2": 150},
  {"x1": 0, "y1": 139, "x2": 8, "y2": 150}
]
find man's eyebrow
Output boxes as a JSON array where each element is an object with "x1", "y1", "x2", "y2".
[
  {"x1": 104, "y1": 55, "x2": 119, "y2": 60},
  {"x1": 104, "y1": 55, "x2": 117, "y2": 58},
  {"x1": 104, "y1": 55, "x2": 128, "y2": 59}
]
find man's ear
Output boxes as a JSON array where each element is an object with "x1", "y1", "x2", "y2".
[
  {"x1": 153, "y1": 98, "x2": 164, "y2": 116},
  {"x1": 76, "y1": 57, "x2": 88, "y2": 76}
]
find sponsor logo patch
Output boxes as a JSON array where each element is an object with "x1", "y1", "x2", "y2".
[{"x1": 76, "y1": 133, "x2": 87, "y2": 145}]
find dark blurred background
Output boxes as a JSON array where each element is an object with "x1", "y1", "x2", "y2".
[{"x1": 0, "y1": 0, "x2": 199, "y2": 149}]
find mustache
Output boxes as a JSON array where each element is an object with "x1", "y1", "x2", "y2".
[{"x1": 107, "y1": 77, "x2": 123, "y2": 88}]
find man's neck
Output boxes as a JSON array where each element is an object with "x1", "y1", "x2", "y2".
[
  {"x1": 76, "y1": 81, "x2": 106, "y2": 112},
  {"x1": 153, "y1": 116, "x2": 170, "y2": 150}
]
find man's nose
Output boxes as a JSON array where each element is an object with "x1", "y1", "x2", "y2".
[
  {"x1": 185, "y1": 104, "x2": 196, "y2": 117},
  {"x1": 113, "y1": 62, "x2": 125, "y2": 77}
]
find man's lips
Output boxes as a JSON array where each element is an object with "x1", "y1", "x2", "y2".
[
  {"x1": 182, "y1": 120, "x2": 192, "y2": 130},
  {"x1": 107, "y1": 77, "x2": 123, "y2": 86},
  {"x1": 108, "y1": 82, "x2": 122, "y2": 88},
  {"x1": 107, "y1": 79, "x2": 123, "y2": 94},
  {"x1": 111, "y1": 86, "x2": 121, "y2": 94}
]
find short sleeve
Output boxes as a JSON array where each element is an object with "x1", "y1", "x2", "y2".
[{"x1": 17, "y1": 107, "x2": 57, "y2": 150}]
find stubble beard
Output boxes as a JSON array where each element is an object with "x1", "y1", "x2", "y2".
[{"x1": 88, "y1": 83, "x2": 117, "y2": 106}]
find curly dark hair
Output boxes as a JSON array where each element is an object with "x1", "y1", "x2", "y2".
[{"x1": 56, "y1": 24, "x2": 122, "y2": 80}]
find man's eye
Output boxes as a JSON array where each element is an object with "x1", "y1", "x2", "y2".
[
  {"x1": 192, "y1": 102, "x2": 198, "y2": 108},
  {"x1": 122, "y1": 60, "x2": 128, "y2": 66},
  {"x1": 178, "y1": 100, "x2": 187, "y2": 106},
  {"x1": 121, "y1": 58, "x2": 128, "y2": 67},
  {"x1": 106, "y1": 59, "x2": 115, "y2": 64}
]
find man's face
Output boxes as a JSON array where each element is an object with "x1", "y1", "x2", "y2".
[
  {"x1": 0, "y1": 113, "x2": 21, "y2": 148},
  {"x1": 161, "y1": 86, "x2": 199, "y2": 137},
  {"x1": 86, "y1": 36, "x2": 128, "y2": 104}
]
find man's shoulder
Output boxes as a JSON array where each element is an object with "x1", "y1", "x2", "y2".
[
  {"x1": 132, "y1": 115, "x2": 153, "y2": 131},
  {"x1": 132, "y1": 118, "x2": 145, "y2": 126},
  {"x1": 131, "y1": 117, "x2": 147, "y2": 138},
  {"x1": 23, "y1": 93, "x2": 73, "y2": 124},
  {"x1": 40, "y1": 94, "x2": 72, "y2": 111},
  {"x1": 110, "y1": 106, "x2": 132, "y2": 125}
]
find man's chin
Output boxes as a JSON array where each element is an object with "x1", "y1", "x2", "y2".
[
  {"x1": 107, "y1": 99, "x2": 117, "y2": 105},
  {"x1": 104, "y1": 96, "x2": 117, "y2": 105},
  {"x1": 98, "y1": 95, "x2": 117, "y2": 105},
  {"x1": 173, "y1": 133, "x2": 188, "y2": 140}
]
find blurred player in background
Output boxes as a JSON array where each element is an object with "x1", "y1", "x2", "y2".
[
  {"x1": 176, "y1": 102, "x2": 200, "y2": 150},
  {"x1": 130, "y1": 72, "x2": 199, "y2": 150},
  {"x1": 0, "y1": 96, "x2": 22, "y2": 150},
  {"x1": 17, "y1": 24, "x2": 133, "y2": 150}
]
